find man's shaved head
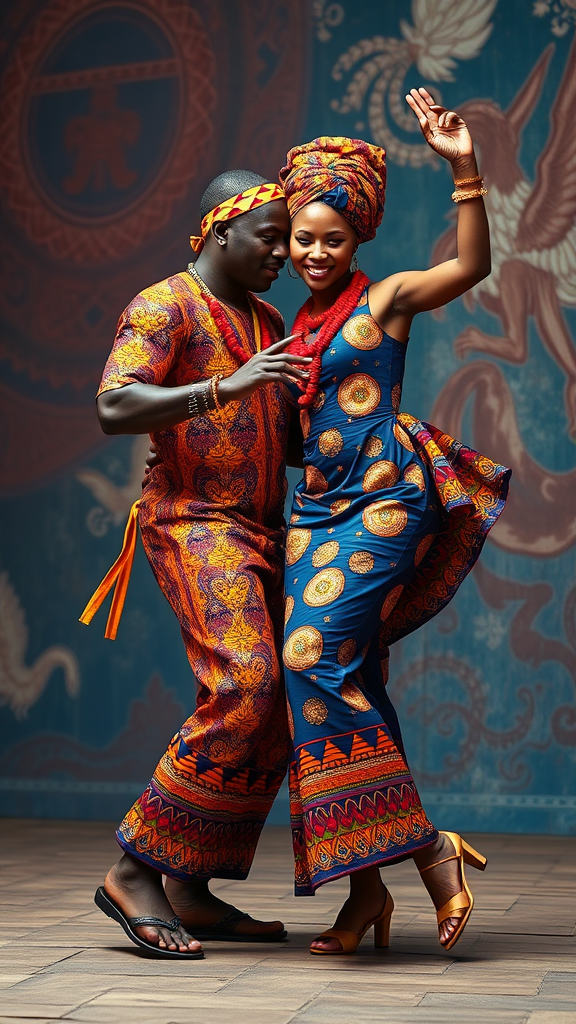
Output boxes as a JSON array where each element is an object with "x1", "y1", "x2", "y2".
[{"x1": 200, "y1": 170, "x2": 267, "y2": 221}]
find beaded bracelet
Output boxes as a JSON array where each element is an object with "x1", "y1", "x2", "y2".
[
  {"x1": 453, "y1": 174, "x2": 483, "y2": 188},
  {"x1": 210, "y1": 373, "x2": 224, "y2": 411},
  {"x1": 451, "y1": 184, "x2": 488, "y2": 203}
]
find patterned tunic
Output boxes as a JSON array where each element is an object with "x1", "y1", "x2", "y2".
[
  {"x1": 98, "y1": 271, "x2": 290, "y2": 881},
  {"x1": 283, "y1": 287, "x2": 510, "y2": 895}
]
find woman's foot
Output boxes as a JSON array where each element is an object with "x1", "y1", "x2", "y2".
[
  {"x1": 413, "y1": 833, "x2": 467, "y2": 947},
  {"x1": 310, "y1": 867, "x2": 387, "y2": 953},
  {"x1": 104, "y1": 855, "x2": 202, "y2": 954},
  {"x1": 164, "y1": 877, "x2": 284, "y2": 938}
]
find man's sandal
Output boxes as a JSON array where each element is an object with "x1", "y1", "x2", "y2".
[
  {"x1": 419, "y1": 831, "x2": 487, "y2": 951},
  {"x1": 94, "y1": 886, "x2": 204, "y2": 959},
  {"x1": 191, "y1": 908, "x2": 287, "y2": 942}
]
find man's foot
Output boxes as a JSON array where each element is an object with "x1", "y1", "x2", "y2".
[
  {"x1": 164, "y1": 877, "x2": 284, "y2": 938},
  {"x1": 413, "y1": 834, "x2": 466, "y2": 947},
  {"x1": 310, "y1": 872, "x2": 388, "y2": 953},
  {"x1": 104, "y1": 855, "x2": 202, "y2": 954}
]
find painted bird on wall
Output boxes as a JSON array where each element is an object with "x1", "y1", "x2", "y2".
[
  {"x1": 432, "y1": 38, "x2": 576, "y2": 435},
  {"x1": 0, "y1": 572, "x2": 80, "y2": 718},
  {"x1": 76, "y1": 434, "x2": 150, "y2": 531}
]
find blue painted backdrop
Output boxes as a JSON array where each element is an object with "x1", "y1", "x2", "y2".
[{"x1": 1, "y1": 0, "x2": 575, "y2": 834}]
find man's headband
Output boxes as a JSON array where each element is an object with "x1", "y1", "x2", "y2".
[{"x1": 190, "y1": 182, "x2": 285, "y2": 253}]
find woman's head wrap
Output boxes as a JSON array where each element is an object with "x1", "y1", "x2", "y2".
[
  {"x1": 279, "y1": 137, "x2": 386, "y2": 243},
  {"x1": 190, "y1": 182, "x2": 285, "y2": 253}
]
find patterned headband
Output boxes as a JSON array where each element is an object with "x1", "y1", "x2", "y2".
[{"x1": 189, "y1": 182, "x2": 285, "y2": 253}]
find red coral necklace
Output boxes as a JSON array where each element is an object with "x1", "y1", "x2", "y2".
[
  {"x1": 187, "y1": 262, "x2": 272, "y2": 365},
  {"x1": 289, "y1": 270, "x2": 370, "y2": 407}
]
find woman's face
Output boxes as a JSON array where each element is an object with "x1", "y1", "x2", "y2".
[{"x1": 290, "y1": 202, "x2": 357, "y2": 293}]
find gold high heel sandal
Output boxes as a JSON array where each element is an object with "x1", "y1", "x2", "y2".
[
  {"x1": 309, "y1": 887, "x2": 394, "y2": 955},
  {"x1": 419, "y1": 830, "x2": 487, "y2": 951}
]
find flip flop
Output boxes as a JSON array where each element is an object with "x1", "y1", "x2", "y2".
[
  {"x1": 94, "y1": 886, "x2": 204, "y2": 959},
  {"x1": 191, "y1": 908, "x2": 287, "y2": 942}
]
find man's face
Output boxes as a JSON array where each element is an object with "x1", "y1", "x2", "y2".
[{"x1": 222, "y1": 200, "x2": 290, "y2": 292}]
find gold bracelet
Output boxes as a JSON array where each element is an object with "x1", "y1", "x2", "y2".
[
  {"x1": 453, "y1": 174, "x2": 483, "y2": 188},
  {"x1": 210, "y1": 373, "x2": 224, "y2": 411},
  {"x1": 451, "y1": 186, "x2": 488, "y2": 203}
]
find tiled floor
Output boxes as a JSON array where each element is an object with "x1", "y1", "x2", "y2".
[{"x1": 0, "y1": 820, "x2": 575, "y2": 1023}]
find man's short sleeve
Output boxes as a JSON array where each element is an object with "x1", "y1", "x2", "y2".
[{"x1": 98, "y1": 283, "x2": 185, "y2": 396}]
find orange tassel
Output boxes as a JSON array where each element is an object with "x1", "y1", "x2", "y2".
[{"x1": 79, "y1": 500, "x2": 140, "y2": 640}]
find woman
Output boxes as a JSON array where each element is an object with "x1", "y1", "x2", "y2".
[{"x1": 278, "y1": 88, "x2": 510, "y2": 955}]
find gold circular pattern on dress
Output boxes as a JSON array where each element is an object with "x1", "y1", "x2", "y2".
[
  {"x1": 391, "y1": 383, "x2": 402, "y2": 412},
  {"x1": 404, "y1": 464, "x2": 425, "y2": 491},
  {"x1": 363, "y1": 435, "x2": 383, "y2": 457},
  {"x1": 362, "y1": 460, "x2": 399, "y2": 492},
  {"x1": 338, "y1": 374, "x2": 381, "y2": 417},
  {"x1": 348, "y1": 551, "x2": 375, "y2": 574},
  {"x1": 342, "y1": 314, "x2": 383, "y2": 351},
  {"x1": 362, "y1": 500, "x2": 408, "y2": 537},
  {"x1": 337, "y1": 638, "x2": 356, "y2": 666},
  {"x1": 318, "y1": 428, "x2": 344, "y2": 457},
  {"x1": 341, "y1": 681, "x2": 372, "y2": 711},
  {"x1": 305, "y1": 465, "x2": 329, "y2": 497},
  {"x1": 415, "y1": 532, "x2": 435, "y2": 566},
  {"x1": 302, "y1": 697, "x2": 329, "y2": 725},
  {"x1": 312, "y1": 541, "x2": 340, "y2": 567},
  {"x1": 290, "y1": 513, "x2": 300, "y2": 523},
  {"x1": 285, "y1": 528, "x2": 312, "y2": 565},
  {"x1": 303, "y1": 568, "x2": 345, "y2": 607},
  {"x1": 283, "y1": 626, "x2": 323, "y2": 671},
  {"x1": 330, "y1": 497, "x2": 351, "y2": 516},
  {"x1": 357, "y1": 292, "x2": 368, "y2": 307},
  {"x1": 284, "y1": 595, "x2": 294, "y2": 625},
  {"x1": 393, "y1": 421, "x2": 415, "y2": 451},
  {"x1": 313, "y1": 390, "x2": 326, "y2": 411},
  {"x1": 380, "y1": 584, "x2": 404, "y2": 622},
  {"x1": 300, "y1": 410, "x2": 310, "y2": 440}
]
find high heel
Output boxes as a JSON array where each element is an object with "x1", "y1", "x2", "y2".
[
  {"x1": 419, "y1": 830, "x2": 486, "y2": 951},
  {"x1": 309, "y1": 887, "x2": 394, "y2": 955}
]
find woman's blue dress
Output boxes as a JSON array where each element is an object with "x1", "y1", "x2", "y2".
[{"x1": 283, "y1": 286, "x2": 510, "y2": 896}]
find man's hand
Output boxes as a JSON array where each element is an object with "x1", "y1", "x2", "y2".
[{"x1": 218, "y1": 334, "x2": 311, "y2": 405}]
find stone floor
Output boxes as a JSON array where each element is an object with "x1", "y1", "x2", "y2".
[{"x1": 0, "y1": 820, "x2": 575, "y2": 1023}]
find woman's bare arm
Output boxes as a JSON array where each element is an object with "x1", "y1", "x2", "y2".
[{"x1": 369, "y1": 88, "x2": 490, "y2": 340}]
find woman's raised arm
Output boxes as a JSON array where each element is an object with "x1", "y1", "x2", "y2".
[{"x1": 369, "y1": 87, "x2": 490, "y2": 339}]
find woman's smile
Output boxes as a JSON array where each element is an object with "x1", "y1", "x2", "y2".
[{"x1": 302, "y1": 263, "x2": 334, "y2": 280}]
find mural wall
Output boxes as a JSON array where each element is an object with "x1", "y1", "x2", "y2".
[{"x1": 1, "y1": 0, "x2": 574, "y2": 833}]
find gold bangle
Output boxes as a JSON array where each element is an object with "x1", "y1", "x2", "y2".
[
  {"x1": 451, "y1": 186, "x2": 488, "y2": 203},
  {"x1": 210, "y1": 373, "x2": 224, "y2": 410},
  {"x1": 453, "y1": 174, "x2": 483, "y2": 188}
]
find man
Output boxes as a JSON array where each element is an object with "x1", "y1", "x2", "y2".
[{"x1": 82, "y1": 171, "x2": 310, "y2": 958}]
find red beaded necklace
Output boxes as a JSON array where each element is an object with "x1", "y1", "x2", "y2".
[
  {"x1": 289, "y1": 270, "x2": 370, "y2": 407},
  {"x1": 188, "y1": 263, "x2": 273, "y2": 365}
]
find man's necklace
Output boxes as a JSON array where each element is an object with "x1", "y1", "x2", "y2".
[{"x1": 187, "y1": 262, "x2": 263, "y2": 360}]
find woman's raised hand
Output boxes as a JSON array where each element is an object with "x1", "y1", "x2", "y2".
[
  {"x1": 406, "y1": 87, "x2": 474, "y2": 165},
  {"x1": 217, "y1": 334, "x2": 311, "y2": 404}
]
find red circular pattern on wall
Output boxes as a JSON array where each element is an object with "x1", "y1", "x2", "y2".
[
  {"x1": 0, "y1": 0, "x2": 310, "y2": 491},
  {"x1": 0, "y1": 0, "x2": 216, "y2": 264}
]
